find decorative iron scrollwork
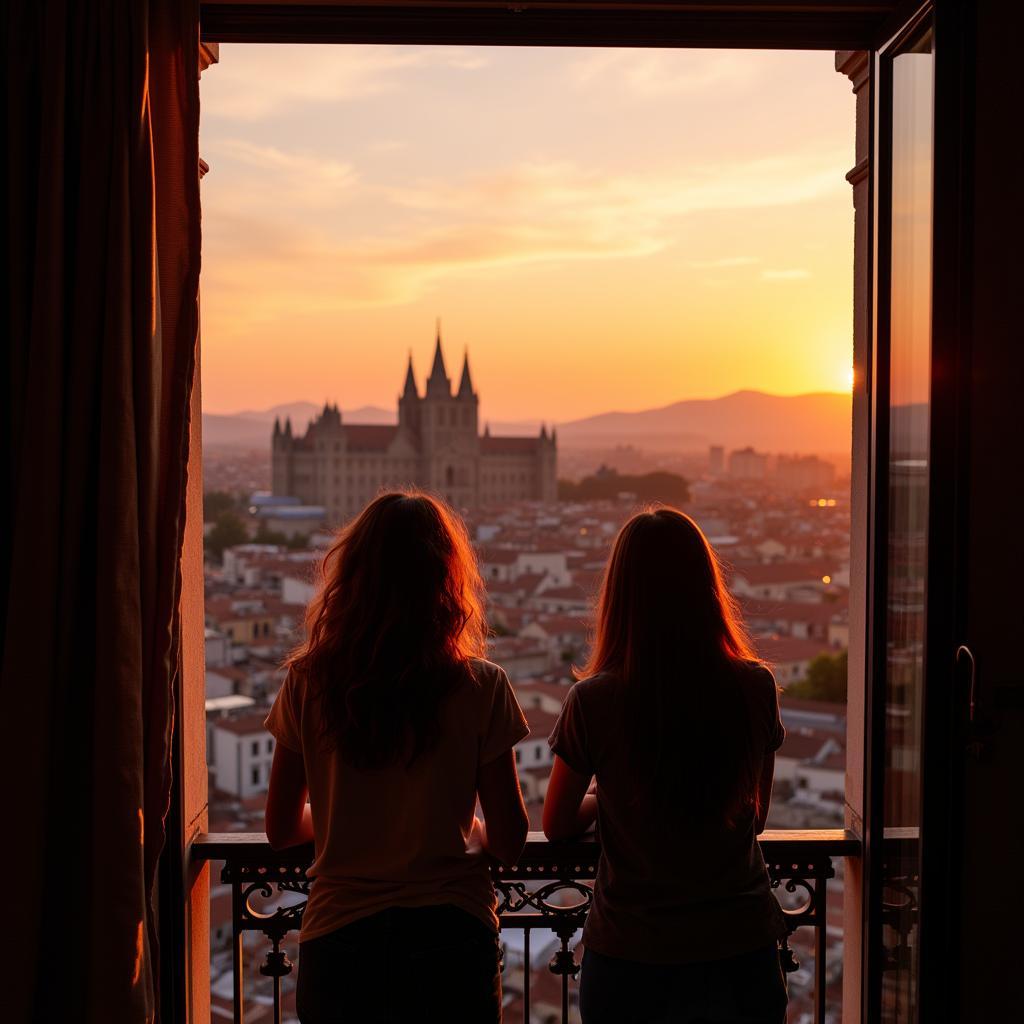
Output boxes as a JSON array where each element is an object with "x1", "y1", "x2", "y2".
[
  {"x1": 212, "y1": 837, "x2": 847, "y2": 1024},
  {"x1": 495, "y1": 878, "x2": 593, "y2": 917}
]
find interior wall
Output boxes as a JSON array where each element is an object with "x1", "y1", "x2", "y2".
[{"x1": 957, "y1": 1, "x2": 1024, "y2": 1017}]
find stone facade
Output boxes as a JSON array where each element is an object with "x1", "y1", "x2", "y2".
[{"x1": 271, "y1": 333, "x2": 557, "y2": 523}]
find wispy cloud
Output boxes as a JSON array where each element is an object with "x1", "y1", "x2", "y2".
[
  {"x1": 687, "y1": 256, "x2": 759, "y2": 269},
  {"x1": 761, "y1": 268, "x2": 812, "y2": 281},
  {"x1": 204, "y1": 44, "x2": 488, "y2": 121},
  {"x1": 202, "y1": 150, "x2": 842, "y2": 319},
  {"x1": 569, "y1": 50, "x2": 761, "y2": 98},
  {"x1": 210, "y1": 139, "x2": 360, "y2": 206}
]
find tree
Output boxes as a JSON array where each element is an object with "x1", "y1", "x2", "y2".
[
  {"x1": 203, "y1": 489, "x2": 240, "y2": 521},
  {"x1": 254, "y1": 523, "x2": 290, "y2": 547},
  {"x1": 786, "y1": 649, "x2": 848, "y2": 703},
  {"x1": 205, "y1": 511, "x2": 249, "y2": 561},
  {"x1": 559, "y1": 470, "x2": 690, "y2": 504}
]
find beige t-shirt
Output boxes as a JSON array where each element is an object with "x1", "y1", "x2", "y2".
[{"x1": 263, "y1": 656, "x2": 529, "y2": 944}]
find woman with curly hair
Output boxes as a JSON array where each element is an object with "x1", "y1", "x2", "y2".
[{"x1": 264, "y1": 491, "x2": 529, "y2": 1023}]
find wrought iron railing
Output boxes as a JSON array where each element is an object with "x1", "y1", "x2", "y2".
[{"x1": 193, "y1": 828, "x2": 859, "y2": 1024}]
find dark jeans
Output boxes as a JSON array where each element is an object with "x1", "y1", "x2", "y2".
[
  {"x1": 295, "y1": 903, "x2": 502, "y2": 1023},
  {"x1": 579, "y1": 943, "x2": 788, "y2": 1024}
]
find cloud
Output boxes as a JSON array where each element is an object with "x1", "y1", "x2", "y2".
[
  {"x1": 569, "y1": 50, "x2": 761, "y2": 98},
  {"x1": 382, "y1": 153, "x2": 847, "y2": 243},
  {"x1": 761, "y1": 269, "x2": 812, "y2": 281},
  {"x1": 202, "y1": 210, "x2": 665, "y2": 330},
  {"x1": 203, "y1": 44, "x2": 488, "y2": 121},
  {"x1": 687, "y1": 256, "x2": 759, "y2": 269},
  {"x1": 201, "y1": 150, "x2": 843, "y2": 325},
  {"x1": 213, "y1": 139, "x2": 358, "y2": 196}
]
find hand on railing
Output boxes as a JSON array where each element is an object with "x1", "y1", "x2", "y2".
[{"x1": 467, "y1": 814, "x2": 485, "y2": 856}]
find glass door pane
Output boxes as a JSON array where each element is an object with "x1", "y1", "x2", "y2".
[{"x1": 880, "y1": 23, "x2": 933, "y2": 1024}]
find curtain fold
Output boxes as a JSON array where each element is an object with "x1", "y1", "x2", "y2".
[{"x1": 2, "y1": 2, "x2": 200, "y2": 1021}]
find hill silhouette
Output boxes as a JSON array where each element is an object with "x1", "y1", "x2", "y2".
[{"x1": 556, "y1": 390, "x2": 851, "y2": 455}]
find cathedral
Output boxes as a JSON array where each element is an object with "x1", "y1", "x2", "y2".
[{"x1": 271, "y1": 331, "x2": 558, "y2": 523}]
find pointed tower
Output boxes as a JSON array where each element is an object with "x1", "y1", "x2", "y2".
[
  {"x1": 455, "y1": 345, "x2": 480, "y2": 449},
  {"x1": 403, "y1": 351, "x2": 417, "y2": 397},
  {"x1": 398, "y1": 350, "x2": 421, "y2": 435},
  {"x1": 426, "y1": 322, "x2": 451, "y2": 398},
  {"x1": 457, "y1": 348, "x2": 475, "y2": 399},
  {"x1": 272, "y1": 416, "x2": 292, "y2": 497}
]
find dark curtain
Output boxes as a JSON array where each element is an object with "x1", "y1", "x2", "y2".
[{"x1": 2, "y1": 2, "x2": 200, "y2": 1021}]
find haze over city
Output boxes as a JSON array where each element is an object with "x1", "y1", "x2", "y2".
[{"x1": 199, "y1": 44, "x2": 855, "y2": 422}]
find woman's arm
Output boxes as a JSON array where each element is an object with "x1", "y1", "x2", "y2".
[
  {"x1": 542, "y1": 755, "x2": 597, "y2": 842},
  {"x1": 476, "y1": 747, "x2": 529, "y2": 865},
  {"x1": 755, "y1": 750, "x2": 775, "y2": 835},
  {"x1": 264, "y1": 742, "x2": 315, "y2": 850}
]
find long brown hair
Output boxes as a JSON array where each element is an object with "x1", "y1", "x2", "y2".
[
  {"x1": 579, "y1": 506, "x2": 765, "y2": 828},
  {"x1": 286, "y1": 490, "x2": 487, "y2": 769}
]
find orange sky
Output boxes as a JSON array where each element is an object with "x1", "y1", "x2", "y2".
[{"x1": 199, "y1": 45, "x2": 855, "y2": 421}]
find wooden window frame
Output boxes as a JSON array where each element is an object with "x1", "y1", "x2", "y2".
[{"x1": 169, "y1": 5, "x2": 909, "y2": 1022}]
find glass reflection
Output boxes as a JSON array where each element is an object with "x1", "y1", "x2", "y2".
[{"x1": 882, "y1": 25, "x2": 933, "y2": 1024}]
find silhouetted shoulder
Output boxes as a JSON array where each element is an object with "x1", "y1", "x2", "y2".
[
  {"x1": 470, "y1": 657, "x2": 530, "y2": 764},
  {"x1": 468, "y1": 656, "x2": 508, "y2": 689},
  {"x1": 737, "y1": 658, "x2": 777, "y2": 689},
  {"x1": 571, "y1": 670, "x2": 621, "y2": 697},
  {"x1": 735, "y1": 659, "x2": 785, "y2": 751}
]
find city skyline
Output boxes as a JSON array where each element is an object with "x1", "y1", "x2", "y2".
[{"x1": 199, "y1": 44, "x2": 855, "y2": 420}]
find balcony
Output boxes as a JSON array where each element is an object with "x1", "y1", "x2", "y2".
[{"x1": 194, "y1": 828, "x2": 859, "y2": 1024}]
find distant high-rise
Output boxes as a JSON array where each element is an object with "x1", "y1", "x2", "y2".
[
  {"x1": 728, "y1": 446, "x2": 769, "y2": 480},
  {"x1": 776, "y1": 454, "x2": 835, "y2": 491},
  {"x1": 709, "y1": 445, "x2": 725, "y2": 476},
  {"x1": 271, "y1": 329, "x2": 557, "y2": 523}
]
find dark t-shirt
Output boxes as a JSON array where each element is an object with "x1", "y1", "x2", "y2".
[{"x1": 547, "y1": 660, "x2": 788, "y2": 963}]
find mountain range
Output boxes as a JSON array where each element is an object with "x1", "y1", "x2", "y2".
[
  {"x1": 202, "y1": 390, "x2": 852, "y2": 457},
  {"x1": 557, "y1": 390, "x2": 852, "y2": 455}
]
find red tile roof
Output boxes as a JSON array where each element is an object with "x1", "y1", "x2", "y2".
[
  {"x1": 478, "y1": 547, "x2": 519, "y2": 565},
  {"x1": 212, "y1": 712, "x2": 271, "y2": 736},
  {"x1": 345, "y1": 424, "x2": 398, "y2": 451},
  {"x1": 480, "y1": 436, "x2": 540, "y2": 455},
  {"x1": 754, "y1": 636, "x2": 836, "y2": 664},
  {"x1": 730, "y1": 561, "x2": 835, "y2": 585},
  {"x1": 741, "y1": 596, "x2": 848, "y2": 625}
]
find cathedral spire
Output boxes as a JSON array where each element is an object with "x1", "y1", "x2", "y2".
[
  {"x1": 426, "y1": 319, "x2": 451, "y2": 397},
  {"x1": 457, "y1": 347, "x2": 474, "y2": 398},
  {"x1": 402, "y1": 350, "x2": 418, "y2": 397}
]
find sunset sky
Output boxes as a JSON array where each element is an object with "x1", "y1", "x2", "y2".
[{"x1": 199, "y1": 45, "x2": 855, "y2": 422}]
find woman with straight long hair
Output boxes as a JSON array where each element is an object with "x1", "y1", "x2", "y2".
[
  {"x1": 543, "y1": 506, "x2": 789, "y2": 1024},
  {"x1": 263, "y1": 491, "x2": 530, "y2": 1023}
]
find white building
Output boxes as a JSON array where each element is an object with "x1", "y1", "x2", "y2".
[
  {"x1": 209, "y1": 712, "x2": 277, "y2": 799},
  {"x1": 282, "y1": 574, "x2": 316, "y2": 606},
  {"x1": 205, "y1": 627, "x2": 232, "y2": 669}
]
